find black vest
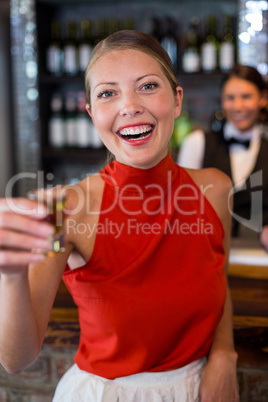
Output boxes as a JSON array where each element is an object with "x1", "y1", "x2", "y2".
[{"x1": 203, "y1": 127, "x2": 268, "y2": 237}]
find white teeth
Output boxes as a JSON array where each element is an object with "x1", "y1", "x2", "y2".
[{"x1": 119, "y1": 125, "x2": 152, "y2": 136}]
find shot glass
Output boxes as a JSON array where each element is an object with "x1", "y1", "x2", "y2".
[{"x1": 27, "y1": 187, "x2": 67, "y2": 257}]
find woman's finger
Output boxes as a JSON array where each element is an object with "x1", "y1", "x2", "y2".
[
  {"x1": 0, "y1": 198, "x2": 48, "y2": 218},
  {"x1": 0, "y1": 250, "x2": 46, "y2": 268},
  {"x1": 0, "y1": 229, "x2": 52, "y2": 252},
  {"x1": 0, "y1": 211, "x2": 54, "y2": 237}
]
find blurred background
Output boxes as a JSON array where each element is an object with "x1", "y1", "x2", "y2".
[{"x1": 0, "y1": 0, "x2": 267, "y2": 196}]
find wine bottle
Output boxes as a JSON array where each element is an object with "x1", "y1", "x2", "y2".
[
  {"x1": 78, "y1": 20, "x2": 93, "y2": 74},
  {"x1": 76, "y1": 91, "x2": 91, "y2": 148},
  {"x1": 107, "y1": 19, "x2": 120, "y2": 36},
  {"x1": 48, "y1": 93, "x2": 65, "y2": 148},
  {"x1": 219, "y1": 15, "x2": 235, "y2": 72},
  {"x1": 182, "y1": 17, "x2": 201, "y2": 73},
  {"x1": 46, "y1": 21, "x2": 63, "y2": 76},
  {"x1": 63, "y1": 20, "x2": 78, "y2": 76},
  {"x1": 65, "y1": 92, "x2": 77, "y2": 147},
  {"x1": 91, "y1": 124, "x2": 103, "y2": 148},
  {"x1": 93, "y1": 19, "x2": 107, "y2": 43},
  {"x1": 161, "y1": 17, "x2": 178, "y2": 71},
  {"x1": 201, "y1": 15, "x2": 218, "y2": 73},
  {"x1": 172, "y1": 101, "x2": 192, "y2": 148}
]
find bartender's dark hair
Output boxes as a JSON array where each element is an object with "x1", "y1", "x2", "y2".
[
  {"x1": 221, "y1": 64, "x2": 268, "y2": 123},
  {"x1": 221, "y1": 64, "x2": 267, "y2": 92},
  {"x1": 85, "y1": 29, "x2": 179, "y2": 104}
]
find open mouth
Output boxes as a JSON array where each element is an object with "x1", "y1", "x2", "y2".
[{"x1": 117, "y1": 124, "x2": 154, "y2": 141}]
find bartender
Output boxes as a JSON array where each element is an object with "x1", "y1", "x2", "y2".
[{"x1": 177, "y1": 64, "x2": 268, "y2": 249}]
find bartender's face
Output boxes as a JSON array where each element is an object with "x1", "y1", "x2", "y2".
[{"x1": 221, "y1": 77, "x2": 266, "y2": 132}]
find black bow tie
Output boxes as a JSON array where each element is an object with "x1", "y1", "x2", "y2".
[{"x1": 226, "y1": 137, "x2": 250, "y2": 149}]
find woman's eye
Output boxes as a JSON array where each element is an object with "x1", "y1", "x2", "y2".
[
  {"x1": 141, "y1": 83, "x2": 158, "y2": 91},
  {"x1": 97, "y1": 91, "x2": 114, "y2": 98}
]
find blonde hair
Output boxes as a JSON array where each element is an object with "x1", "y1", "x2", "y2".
[{"x1": 85, "y1": 30, "x2": 178, "y2": 104}]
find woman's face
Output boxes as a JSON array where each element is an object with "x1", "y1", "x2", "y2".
[
  {"x1": 86, "y1": 49, "x2": 182, "y2": 169},
  {"x1": 221, "y1": 77, "x2": 266, "y2": 132}
]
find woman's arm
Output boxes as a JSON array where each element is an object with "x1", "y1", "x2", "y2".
[
  {"x1": 195, "y1": 168, "x2": 240, "y2": 402},
  {"x1": 260, "y1": 225, "x2": 268, "y2": 250},
  {"x1": 0, "y1": 197, "x2": 71, "y2": 373}
]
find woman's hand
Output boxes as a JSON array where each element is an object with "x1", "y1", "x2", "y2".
[
  {"x1": 0, "y1": 197, "x2": 54, "y2": 273},
  {"x1": 260, "y1": 225, "x2": 268, "y2": 250},
  {"x1": 199, "y1": 350, "x2": 240, "y2": 402}
]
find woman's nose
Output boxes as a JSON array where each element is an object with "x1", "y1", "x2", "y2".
[{"x1": 119, "y1": 93, "x2": 144, "y2": 117}]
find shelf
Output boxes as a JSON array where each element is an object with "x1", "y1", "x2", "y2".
[
  {"x1": 42, "y1": 146, "x2": 108, "y2": 163},
  {"x1": 39, "y1": 73, "x2": 85, "y2": 86}
]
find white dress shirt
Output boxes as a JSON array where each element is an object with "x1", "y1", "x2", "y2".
[{"x1": 177, "y1": 123, "x2": 262, "y2": 189}]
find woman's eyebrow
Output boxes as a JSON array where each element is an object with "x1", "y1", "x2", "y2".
[
  {"x1": 94, "y1": 81, "x2": 118, "y2": 90},
  {"x1": 136, "y1": 74, "x2": 160, "y2": 82}
]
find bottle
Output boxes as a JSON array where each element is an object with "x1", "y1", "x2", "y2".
[
  {"x1": 48, "y1": 93, "x2": 65, "y2": 148},
  {"x1": 63, "y1": 20, "x2": 78, "y2": 76},
  {"x1": 65, "y1": 92, "x2": 77, "y2": 147},
  {"x1": 121, "y1": 18, "x2": 134, "y2": 31},
  {"x1": 46, "y1": 21, "x2": 63, "y2": 76},
  {"x1": 182, "y1": 17, "x2": 201, "y2": 73},
  {"x1": 219, "y1": 15, "x2": 235, "y2": 72},
  {"x1": 78, "y1": 20, "x2": 93, "y2": 74},
  {"x1": 90, "y1": 119, "x2": 103, "y2": 148},
  {"x1": 93, "y1": 19, "x2": 106, "y2": 43},
  {"x1": 172, "y1": 101, "x2": 192, "y2": 148},
  {"x1": 161, "y1": 17, "x2": 178, "y2": 71},
  {"x1": 201, "y1": 15, "x2": 218, "y2": 73},
  {"x1": 107, "y1": 19, "x2": 120, "y2": 36},
  {"x1": 151, "y1": 17, "x2": 162, "y2": 43},
  {"x1": 76, "y1": 91, "x2": 91, "y2": 148}
]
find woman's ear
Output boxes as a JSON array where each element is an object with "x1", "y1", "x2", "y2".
[
  {"x1": 174, "y1": 86, "x2": 183, "y2": 119},
  {"x1": 86, "y1": 104, "x2": 92, "y2": 118}
]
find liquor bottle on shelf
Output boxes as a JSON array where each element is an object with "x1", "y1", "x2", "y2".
[
  {"x1": 150, "y1": 17, "x2": 164, "y2": 43},
  {"x1": 219, "y1": 15, "x2": 235, "y2": 72},
  {"x1": 78, "y1": 20, "x2": 93, "y2": 74},
  {"x1": 161, "y1": 17, "x2": 178, "y2": 71},
  {"x1": 93, "y1": 19, "x2": 107, "y2": 44},
  {"x1": 63, "y1": 20, "x2": 78, "y2": 76},
  {"x1": 182, "y1": 17, "x2": 201, "y2": 73},
  {"x1": 201, "y1": 15, "x2": 219, "y2": 73},
  {"x1": 107, "y1": 19, "x2": 120, "y2": 36},
  {"x1": 76, "y1": 91, "x2": 91, "y2": 148},
  {"x1": 121, "y1": 18, "x2": 134, "y2": 31},
  {"x1": 48, "y1": 93, "x2": 65, "y2": 148},
  {"x1": 65, "y1": 92, "x2": 77, "y2": 147},
  {"x1": 46, "y1": 21, "x2": 63, "y2": 76},
  {"x1": 171, "y1": 101, "x2": 192, "y2": 149},
  {"x1": 90, "y1": 119, "x2": 103, "y2": 149}
]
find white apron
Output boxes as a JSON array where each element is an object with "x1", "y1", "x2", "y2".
[{"x1": 52, "y1": 357, "x2": 206, "y2": 402}]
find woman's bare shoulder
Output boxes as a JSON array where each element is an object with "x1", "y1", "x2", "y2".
[
  {"x1": 65, "y1": 173, "x2": 105, "y2": 216},
  {"x1": 184, "y1": 167, "x2": 233, "y2": 225},
  {"x1": 185, "y1": 167, "x2": 232, "y2": 195}
]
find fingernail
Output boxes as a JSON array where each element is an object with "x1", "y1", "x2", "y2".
[{"x1": 40, "y1": 224, "x2": 55, "y2": 235}]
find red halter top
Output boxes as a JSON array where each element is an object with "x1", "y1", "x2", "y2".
[{"x1": 63, "y1": 154, "x2": 226, "y2": 379}]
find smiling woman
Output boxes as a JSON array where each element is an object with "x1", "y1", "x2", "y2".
[
  {"x1": 84, "y1": 33, "x2": 183, "y2": 169},
  {"x1": 0, "y1": 30, "x2": 239, "y2": 402}
]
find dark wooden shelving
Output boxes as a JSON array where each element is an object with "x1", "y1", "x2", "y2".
[{"x1": 42, "y1": 146, "x2": 108, "y2": 163}]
